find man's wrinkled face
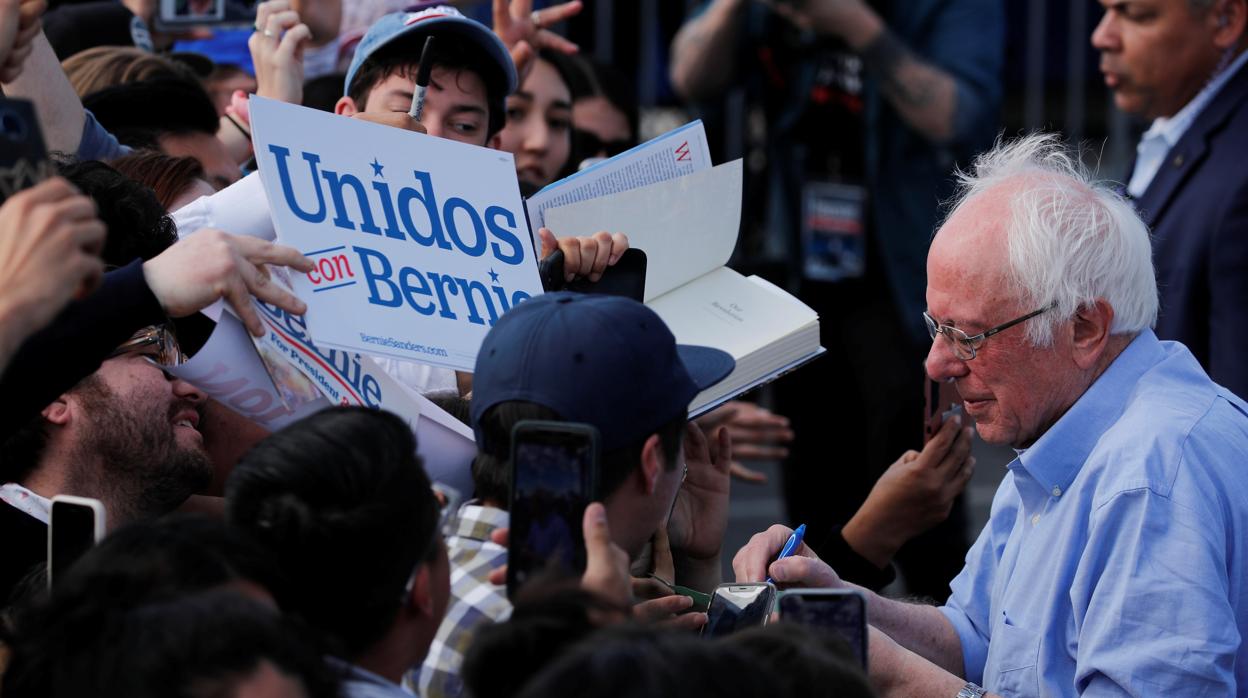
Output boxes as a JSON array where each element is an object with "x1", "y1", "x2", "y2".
[
  {"x1": 1092, "y1": 0, "x2": 1227, "y2": 119},
  {"x1": 923, "y1": 189, "x2": 1085, "y2": 448},
  {"x1": 72, "y1": 354, "x2": 212, "y2": 515}
]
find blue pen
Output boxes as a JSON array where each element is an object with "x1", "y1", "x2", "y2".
[{"x1": 765, "y1": 523, "x2": 806, "y2": 584}]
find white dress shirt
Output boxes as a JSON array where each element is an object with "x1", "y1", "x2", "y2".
[{"x1": 1128, "y1": 49, "x2": 1248, "y2": 198}]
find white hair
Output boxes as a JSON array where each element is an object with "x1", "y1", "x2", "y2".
[{"x1": 943, "y1": 132, "x2": 1158, "y2": 346}]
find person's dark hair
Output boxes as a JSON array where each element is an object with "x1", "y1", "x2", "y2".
[
  {"x1": 724, "y1": 624, "x2": 876, "y2": 698},
  {"x1": 514, "y1": 624, "x2": 773, "y2": 698},
  {"x1": 425, "y1": 391, "x2": 471, "y2": 427},
  {"x1": 3, "y1": 589, "x2": 338, "y2": 698},
  {"x1": 462, "y1": 581, "x2": 627, "y2": 698},
  {"x1": 110, "y1": 151, "x2": 208, "y2": 212},
  {"x1": 226, "y1": 406, "x2": 440, "y2": 658},
  {"x1": 83, "y1": 78, "x2": 220, "y2": 149},
  {"x1": 303, "y1": 73, "x2": 347, "y2": 112},
  {"x1": 56, "y1": 158, "x2": 179, "y2": 266},
  {"x1": 567, "y1": 57, "x2": 639, "y2": 143},
  {"x1": 1, "y1": 515, "x2": 297, "y2": 696},
  {"x1": 346, "y1": 38, "x2": 509, "y2": 138},
  {"x1": 472, "y1": 401, "x2": 685, "y2": 507}
]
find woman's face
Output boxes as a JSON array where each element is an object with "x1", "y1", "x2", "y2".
[
  {"x1": 497, "y1": 59, "x2": 572, "y2": 188},
  {"x1": 572, "y1": 95, "x2": 632, "y2": 157}
]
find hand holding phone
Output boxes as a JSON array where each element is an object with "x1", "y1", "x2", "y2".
[
  {"x1": 703, "y1": 582, "x2": 777, "y2": 637},
  {"x1": 923, "y1": 377, "x2": 962, "y2": 443},
  {"x1": 507, "y1": 421, "x2": 599, "y2": 598},
  {"x1": 48, "y1": 495, "x2": 106, "y2": 588},
  {"x1": 778, "y1": 589, "x2": 867, "y2": 667}
]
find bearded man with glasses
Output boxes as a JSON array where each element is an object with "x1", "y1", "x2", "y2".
[{"x1": 733, "y1": 133, "x2": 1248, "y2": 697}]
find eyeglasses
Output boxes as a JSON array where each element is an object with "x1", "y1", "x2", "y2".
[
  {"x1": 923, "y1": 303, "x2": 1055, "y2": 361},
  {"x1": 109, "y1": 325, "x2": 186, "y2": 366}
]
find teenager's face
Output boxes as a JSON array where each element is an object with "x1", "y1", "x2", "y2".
[
  {"x1": 360, "y1": 66, "x2": 494, "y2": 147},
  {"x1": 497, "y1": 59, "x2": 572, "y2": 187}
]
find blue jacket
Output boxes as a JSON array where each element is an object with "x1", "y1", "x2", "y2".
[{"x1": 1131, "y1": 63, "x2": 1248, "y2": 400}]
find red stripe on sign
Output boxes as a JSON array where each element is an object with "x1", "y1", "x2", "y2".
[{"x1": 261, "y1": 314, "x2": 365, "y2": 405}]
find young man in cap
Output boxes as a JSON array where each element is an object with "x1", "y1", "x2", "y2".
[{"x1": 413, "y1": 291, "x2": 735, "y2": 698}]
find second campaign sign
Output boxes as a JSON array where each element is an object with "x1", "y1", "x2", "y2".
[{"x1": 250, "y1": 96, "x2": 543, "y2": 372}]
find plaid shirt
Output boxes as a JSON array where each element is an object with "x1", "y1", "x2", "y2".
[{"x1": 406, "y1": 503, "x2": 511, "y2": 698}]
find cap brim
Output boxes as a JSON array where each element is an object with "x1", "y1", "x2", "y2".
[{"x1": 676, "y1": 344, "x2": 735, "y2": 391}]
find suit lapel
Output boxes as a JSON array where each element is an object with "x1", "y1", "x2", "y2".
[{"x1": 1134, "y1": 62, "x2": 1248, "y2": 228}]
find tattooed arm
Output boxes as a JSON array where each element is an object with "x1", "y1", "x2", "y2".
[{"x1": 670, "y1": 0, "x2": 749, "y2": 101}]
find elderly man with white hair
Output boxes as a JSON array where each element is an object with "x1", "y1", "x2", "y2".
[{"x1": 735, "y1": 133, "x2": 1248, "y2": 697}]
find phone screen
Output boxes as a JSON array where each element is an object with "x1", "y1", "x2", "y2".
[
  {"x1": 48, "y1": 499, "x2": 102, "y2": 586},
  {"x1": 157, "y1": 0, "x2": 256, "y2": 28},
  {"x1": 778, "y1": 591, "x2": 868, "y2": 667},
  {"x1": 507, "y1": 422, "x2": 598, "y2": 598},
  {"x1": 0, "y1": 98, "x2": 52, "y2": 206},
  {"x1": 703, "y1": 583, "x2": 776, "y2": 637}
]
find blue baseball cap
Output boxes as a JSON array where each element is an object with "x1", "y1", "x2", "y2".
[
  {"x1": 471, "y1": 293, "x2": 736, "y2": 453},
  {"x1": 343, "y1": 5, "x2": 518, "y2": 111}
]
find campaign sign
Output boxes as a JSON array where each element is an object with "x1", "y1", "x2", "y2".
[{"x1": 249, "y1": 96, "x2": 544, "y2": 372}]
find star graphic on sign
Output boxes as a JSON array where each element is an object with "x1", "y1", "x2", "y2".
[
  {"x1": 488, "y1": 268, "x2": 500, "y2": 284},
  {"x1": 370, "y1": 158, "x2": 384, "y2": 177}
]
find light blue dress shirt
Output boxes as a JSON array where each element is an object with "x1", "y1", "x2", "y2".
[{"x1": 940, "y1": 330, "x2": 1248, "y2": 696}]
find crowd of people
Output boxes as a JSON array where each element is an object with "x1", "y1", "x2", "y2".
[{"x1": 0, "y1": 0, "x2": 1247, "y2": 696}]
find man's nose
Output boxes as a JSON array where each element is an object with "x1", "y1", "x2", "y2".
[
  {"x1": 924, "y1": 334, "x2": 969, "y2": 382},
  {"x1": 172, "y1": 378, "x2": 207, "y2": 405},
  {"x1": 1091, "y1": 10, "x2": 1119, "y2": 52}
]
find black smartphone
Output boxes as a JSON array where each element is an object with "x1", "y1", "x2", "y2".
[
  {"x1": 0, "y1": 98, "x2": 53, "y2": 206},
  {"x1": 507, "y1": 420, "x2": 599, "y2": 599},
  {"x1": 538, "y1": 248, "x2": 647, "y2": 302},
  {"x1": 703, "y1": 582, "x2": 777, "y2": 637},
  {"x1": 156, "y1": 0, "x2": 257, "y2": 29},
  {"x1": 924, "y1": 377, "x2": 962, "y2": 443},
  {"x1": 778, "y1": 589, "x2": 868, "y2": 667},
  {"x1": 47, "y1": 495, "x2": 106, "y2": 588}
]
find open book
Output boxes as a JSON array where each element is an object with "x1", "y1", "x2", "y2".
[{"x1": 543, "y1": 158, "x2": 822, "y2": 416}]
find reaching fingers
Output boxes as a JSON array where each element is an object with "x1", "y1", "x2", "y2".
[
  {"x1": 276, "y1": 22, "x2": 311, "y2": 60},
  {"x1": 633, "y1": 594, "x2": 692, "y2": 622},
  {"x1": 731, "y1": 443, "x2": 790, "y2": 461},
  {"x1": 487, "y1": 564, "x2": 506, "y2": 586},
  {"x1": 534, "y1": 0, "x2": 582, "y2": 26},
  {"x1": 244, "y1": 264, "x2": 307, "y2": 317},
  {"x1": 732, "y1": 524, "x2": 795, "y2": 582},
  {"x1": 559, "y1": 236, "x2": 581, "y2": 281},
  {"x1": 587, "y1": 231, "x2": 612, "y2": 281},
  {"x1": 576, "y1": 235, "x2": 601, "y2": 280},
  {"x1": 729, "y1": 461, "x2": 769, "y2": 484},
  {"x1": 490, "y1": 527, "x2": 508, "y2": 547},
  {"x1": 657, "y1": 611, "x2": 707, "y2": 632},
  {"x1": 232, "y1": 235, "x2": 314, "y2": 272},
  {"x1": 534, "y1": 27, "x2": 579, "y2": 54},
  {"x1": 608, "y1": 232, "x2": 629, "y2": 265},
  {"x1": 223, "y1": 270, "x2": 265, "y2": 336},
  {"x1": 538, "y1": 227, "x2": 558, "y2": 259},
  {"x1": 935, "y1": 426, "x2": 974, "y2": 472},
  {"x1": 510, "y1": 39, "x2": 535, "y2": 83}
]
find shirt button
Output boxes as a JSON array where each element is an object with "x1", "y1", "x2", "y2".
[
  {"x1": 1052, "y1": 487, "x2": 1062, "y2": 497},
  {"x1": 1031, "y1": 514, "x2": 1041, "y2": 526}
]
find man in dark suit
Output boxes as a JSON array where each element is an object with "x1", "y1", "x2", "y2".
[{"x1": 1093, "y1": 0, "x2": 1248, "y2": 398}]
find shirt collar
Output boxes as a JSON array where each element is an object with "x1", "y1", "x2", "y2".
[
  {"x1": 0, "y1": 483, "x2": 52, "y2": 524},
  {"x1": 450, "y1": 502, "x2": 510, "y2": 541},
  {"x1": 1015, "y1": 330, "x2": 1165, "y2": 495},
  {"x1": 325, "y1": 656, "x2": 406, "y2": 692},
  {"x1": 1140, "y1": 48, "x2": 1248, "y2": 149}
]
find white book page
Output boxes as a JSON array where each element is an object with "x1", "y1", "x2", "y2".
[
  {"x1": 544, "y1": 161, "x2": 742, "y2": 301},
  {"x1": 526, "y1": 120, "x2": 711, "y2": 231},
  {"x1": 647, "y1": 267, "x2": 817, "y2": 360}
]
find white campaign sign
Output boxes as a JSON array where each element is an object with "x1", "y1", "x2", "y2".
[{"x1": 250, "y1": 96, "x2": 544, "y2": 372}]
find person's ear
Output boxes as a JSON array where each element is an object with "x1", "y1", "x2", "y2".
[
  {"x1": 1211, "y1": 0, "x2": 1246, "y2": 48},
  {"x1": 42, "y1": 396, "x2": 73, "y2": 427},
  {"x1": 639, "y1": 433, "x2": 664, "y2": 495},
  {"x1": 405, "y1": 564, "x2": 435, "y2": 617},
  {"x1": 335, "y1": 96, "x2": 360, "y2": 117},
  {"x1": 1070, "y1": 299, "x2": 1114, "y2": 370}
]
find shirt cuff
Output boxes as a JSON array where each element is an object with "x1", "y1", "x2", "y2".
[{"x1": 939, "y1": 604, "x2": 988, "y2": 685}]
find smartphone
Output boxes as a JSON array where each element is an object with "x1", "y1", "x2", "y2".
[
  {"x1": 537, "y1": 248, "x2": 647, "y2": 302},
  {"x1": 778, "y1": 589, "x2": 868, "y2": 667},
  {"x1": 47, "y1": 495, "x2": 106, "y2": 588},
  {"x1": 924, "y1": 377, "x2": 962, "y2": 443},
  {"x1": 703, "y1": 582, "x2": 777, "y2": 637},
  {"x1": 156, "y1": 0, "x2": 256, "y2": 29},
  {"x1": 507, "y1": 421, "x2": 599, "y2": 599},
  {"x1": 0, "y1": 98, "x2": 53, "y2": 206}
]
